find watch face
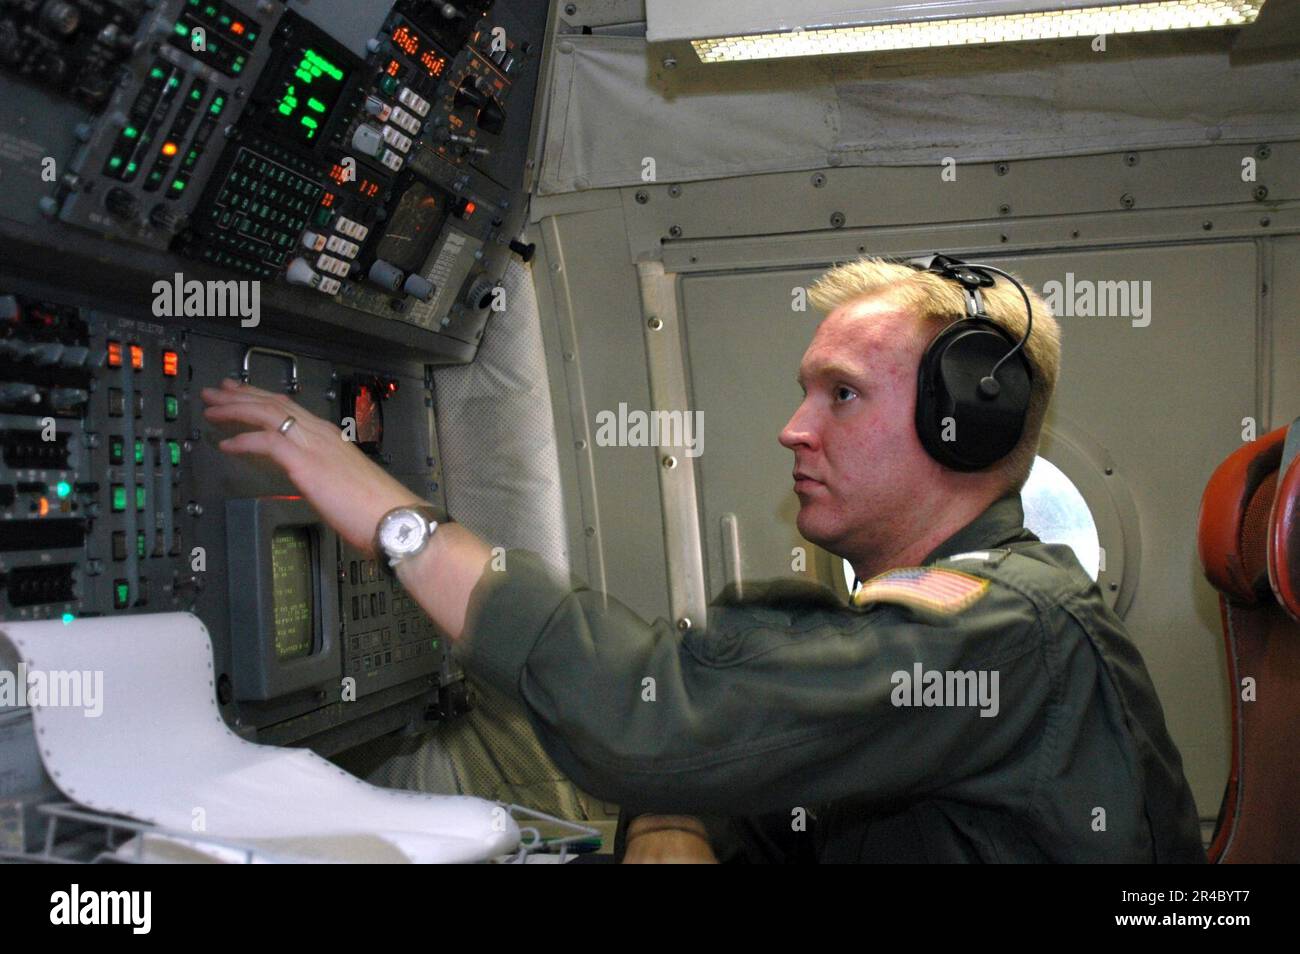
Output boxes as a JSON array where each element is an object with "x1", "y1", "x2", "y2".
[{"x1": 380, "y1": 510, "x2": 427, "y2": 557}]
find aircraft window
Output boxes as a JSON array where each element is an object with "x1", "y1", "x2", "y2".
[
  {"x1": 842, "y1": 454, "x2": 1102, "y2": 596},
  {"x1": 1021, "y1": 456, "x2": 1101, "y2": 580}
]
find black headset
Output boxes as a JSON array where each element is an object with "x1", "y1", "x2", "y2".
[{"x1": 906, "y1": 254, "x2": 1035, "y2": 472}]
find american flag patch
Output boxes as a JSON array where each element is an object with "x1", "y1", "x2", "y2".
[{"x1": 851, "y1": 566, "x2": 989, "y2": 615}]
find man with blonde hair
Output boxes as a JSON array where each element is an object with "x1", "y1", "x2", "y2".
[{"x1": 202, "y1": 253, "x2": 1204, "y2": 864}]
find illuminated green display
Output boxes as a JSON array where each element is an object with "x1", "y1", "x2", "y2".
[
  {"x1": 270, "y1": 527, "x2": 314, "y2": 660},
  {"x1": 271, "y1": 48, "x2": 346, "y2": 144}
]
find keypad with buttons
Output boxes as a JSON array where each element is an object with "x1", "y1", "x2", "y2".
[{"x1": 340, "y1": 544, "x2": 443, "y2": 695}]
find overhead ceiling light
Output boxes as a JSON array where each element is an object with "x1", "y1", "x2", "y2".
[{"x1": 645, "y1": 0, "x2": 1268, "y2": 62}]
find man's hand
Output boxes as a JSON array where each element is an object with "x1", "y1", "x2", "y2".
[
  {"x1": 202, "y1": 377, "x2": 493, "y2": 642},
  {"x1": 622, "y1": 815, "x2": 718, "y2": 864},
  {"x1": 200, "y1": 377, "x2": 421, "y2": 554}
]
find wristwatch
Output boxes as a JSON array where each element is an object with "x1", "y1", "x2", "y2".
[{"x1": 374, "y1": 504, "x2": 447, "y2": 567}]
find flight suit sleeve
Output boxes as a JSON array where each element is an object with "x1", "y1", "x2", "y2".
[{"x1": 455, "y1": 548, "x2": 1052, "y2": 815}]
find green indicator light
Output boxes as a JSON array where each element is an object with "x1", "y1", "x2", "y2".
[
  {"x1": 115, "y1": 583, "x2": 129, "y2": 605},
  {"x1": 168, "y1": 441, "x2": 181, "y2": 466},
  {"x1": 171, "y1": 179, "x2": 186, "y2": 191},
  {"x1": 305, "y1": 49, "x2": 344, "y2": 81},
  {"x1": 218, "y1": 14, "x2": 229, "y2": 25},
  {"x1": 307, "y1": 97, "x2": 325, "y2": 113},
  {"x1": 231, "y1": 61, "x2": 242, "y2": 74},
  {"x1": 56, "y1": 481, "x2": 70, "y2": 498},
  {"x1": 108, "y1": 156, "x2": 123, "y2": 169},
  {"x1": 123, "y1": 126, "x2": 138, "y2": 139},
  {"x1": 205, "y1": 5, "x2": 217, "y2": 16},
  {"x1": 190, "y1": 88, "x2": 202, "y2": 101},
  {"x1": 126, "y1": 161, "x2": 138, "y2": 174},
  {"x1": 136, "y1": 486, "x2": 146, "y2": 510},
  {"x1": 167, "y1": 75, "x2": 180, "y2": 89},
  {"x1": 150, "y1": 66, "x2": 165, "y2": 80},
  {"x1": 209, "y1": 96, "x2": 225, "y2": 115},
  {"x1": 164, "y1": 395, "x2": 179, "y2": 419},
  {"x1": 112, "y1": 485, "x2": 127, "y2": 511},
  {"x1": 134, "y1": 439, "x2": 144, "y2": 464},
  {"x1": 301, "y1": 116, "x2": 318, "y2": 136},
  {"x1": 62, "y1": 613, "x2": 75, "y2": 624},
  {"x1": 137, "y1": 532, "x2": 146, "y2": 557},
  {"x1": 174, "y1": 23, "x2": 189, "y2": 36}
]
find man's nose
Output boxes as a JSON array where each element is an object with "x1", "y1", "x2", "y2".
[{"x1": 779, "y1": 403, "x2": 818, "y2": 451}]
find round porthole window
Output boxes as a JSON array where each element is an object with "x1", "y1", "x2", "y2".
[{"x1": 1022, "y1": 455, "x2": 1101, "y2": 580}]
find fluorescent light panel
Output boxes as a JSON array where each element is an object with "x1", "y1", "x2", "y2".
[{"x1": 679, "y1": 1, "x2": 1265, "y2": 62}]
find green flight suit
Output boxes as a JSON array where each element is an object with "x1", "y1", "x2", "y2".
[{"x1": 457, "y1": 494, "x2": 1206, "y2": 862}]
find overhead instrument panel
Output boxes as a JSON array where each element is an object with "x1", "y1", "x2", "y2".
[
  {"x1": 7, "y1": 0, "x2": 547, "y2": 362},
  {"x1": 54, "y1": 0, "x2": 286, "y2": 250},
  {"x1": 180, "y1": 9, "x2": 366, "y2": 280},
  {"x1": 0, "y1": 0, "x2": 145, "y2": 107}
]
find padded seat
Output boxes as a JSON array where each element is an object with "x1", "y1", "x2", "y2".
[{"x1": 1197, "y1": 421, "x2": 1300, "y2": 863}]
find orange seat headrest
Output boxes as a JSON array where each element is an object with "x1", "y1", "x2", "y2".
[{"x1": 1197, "y1": 426, "x2": 1287, "y2": 605}]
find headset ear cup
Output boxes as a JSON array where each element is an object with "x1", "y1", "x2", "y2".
[{"x1": 915, "y1": 319, "x2": 1032, "y2": 471}]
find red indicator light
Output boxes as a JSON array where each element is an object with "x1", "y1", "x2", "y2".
[
  {"x1": 162, "y1": 350, "x2": 179, "y2": 377},
  {"x1": 231, "y1": 21, "x2": 245, "y2": 35},
  {"x1": 38, "y1": 497, "x2": 49, "y2": 517},
  {"x1": 321, "y1": 192, "x2": 335, "y2": 208},
  {"x1": 161, "y1": 141, "x2": 179, "y2": 157},
  {"x1": 107, "y1": 341, "x2": 123, "y2": 368},
  {"x1": 421, "y1": 51, "x2": 446, "y2": 77},
  {"x1": 387, "y1": 380, "x2": 398, "y2": 393},
  {"x1": 462, "y1": 201, "x2": 476, "y2": 217},
  {"x1": 386, "y1": 59, "x2": 401, "y2": 77},
  {"x1": 129, "y1": 344, "x2": 144, "y2": 370},
  {"x1": 392, "y1": 26, "x2": 419, "y2": 56}
]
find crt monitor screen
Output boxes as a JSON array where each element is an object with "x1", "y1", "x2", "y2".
[{"x1": 270, "y1": 526, "x2": 314, "y2": 660}]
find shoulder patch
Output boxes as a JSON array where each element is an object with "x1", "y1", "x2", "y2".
[{"x1": 851, "y1": 566, "x2": 990, "y2": 615}]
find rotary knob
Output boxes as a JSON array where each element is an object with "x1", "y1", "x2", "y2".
[
  {"x1": 464, "y1": 277, "x2": 497, "y2": 312},
  {"x1": 40, "y1": 1, "x2": 80, "y2": 36}
]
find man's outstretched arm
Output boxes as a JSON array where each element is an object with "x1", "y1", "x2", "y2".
[
  {"x1": 201, "y1": 378, "x2": 1045, "y2": 816},
  {"x1": 201, "y1": 378, "x2": 495, "y2": 641}
]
